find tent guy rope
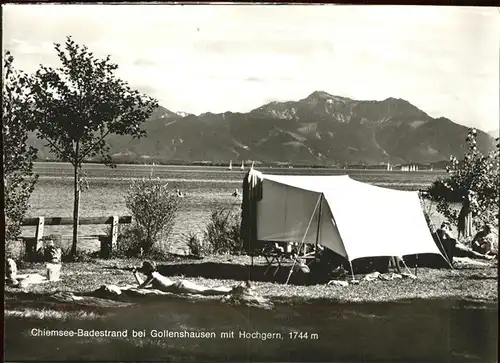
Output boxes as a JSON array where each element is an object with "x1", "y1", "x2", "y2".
[{"x1": 285, "y1": 194, "x2": 322, "y2": 285}]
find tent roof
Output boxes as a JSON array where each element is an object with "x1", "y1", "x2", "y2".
[
  {"x1": 254, "y1": 170, "x2": 445, "y2": 262},
  {"x1": 262, "y1": 173, "x2": 415, "y2": 196},
  {"x1": 262, "y1": 173, "x2": 351, "y2": 193}
]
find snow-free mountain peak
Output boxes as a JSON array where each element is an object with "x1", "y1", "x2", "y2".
[{"x1": 29, "y1": 91, "x2": 496, "y2": 165}]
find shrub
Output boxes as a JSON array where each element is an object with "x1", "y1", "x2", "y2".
[
  {"x1": 110, "y1": 225, "x2": 172, "y2": 261},
  {"x1": 184, "y1": 232, "x2": 211, "y2": 258},
  {"x1": 203, "y1": 206, "x2": 242, "y2": 255},
  {"x1": 110, "y1": 225, "x2": 145, "y2": 258},
  {"x1": 124, "y1": 173, "x2": 181, "y2": 254}
]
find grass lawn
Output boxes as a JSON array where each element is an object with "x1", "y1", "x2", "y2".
[
  {"x1": 5, "y1": 255, "x2": 498, "y2": 309},
  {"x1": 4, "y1": 255, "x2": 498, "y2": 362}
]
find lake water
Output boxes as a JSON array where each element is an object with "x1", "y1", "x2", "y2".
[{"x1": 24, "y1": 162, "x2": 445, "y2": 254}]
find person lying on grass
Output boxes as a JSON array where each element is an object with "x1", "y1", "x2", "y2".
[{"x1": 132, "y1": 261, "x2": 237, "y2": 295}]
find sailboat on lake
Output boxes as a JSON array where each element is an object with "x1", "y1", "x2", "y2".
[
  {"x1": 240, "y1": 161, "x2": 245, "y2": 171},
  {"x1": 228, "y1": 160, "x2": 232, "y2": 171}
]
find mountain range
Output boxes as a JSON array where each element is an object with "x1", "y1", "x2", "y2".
[{"x1": 29, "y1": 91, "x2": 496, "y2": 166}]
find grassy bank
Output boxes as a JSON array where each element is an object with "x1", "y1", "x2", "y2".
[
  {"x1": 5, "y1": 255, "x2": 498, "y2": 310},
  {"x1": 5, "y1": 255, "x2": 498, "y2": 362}
]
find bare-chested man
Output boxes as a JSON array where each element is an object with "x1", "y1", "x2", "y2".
[{"x1": 132, "y1": 261, "x2": 233, "y2": 295}]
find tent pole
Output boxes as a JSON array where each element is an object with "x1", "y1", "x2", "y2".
[
  {"x1": 315, "y1": 194, "x2": 323, "y2": 261},
  {"x1": 348, "y1": 260, "x2": 355, "y2": 282}
]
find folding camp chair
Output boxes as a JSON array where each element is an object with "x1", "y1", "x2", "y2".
[{"x1": 263, "y1": 243, "x2": 294, "y2": 276}]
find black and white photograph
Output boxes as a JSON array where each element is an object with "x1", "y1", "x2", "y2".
[{"x1": 2, "y1": 3, "x2": 499, "y2": 362}]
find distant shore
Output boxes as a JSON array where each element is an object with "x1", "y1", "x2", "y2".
[{"x1": 33, "y1": 159, "x2": 446, "y2": 171}]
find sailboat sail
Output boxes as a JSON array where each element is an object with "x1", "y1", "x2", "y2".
[
  {"x1": 228, "y1": 161, "x2": 232, "y2": 170},
  {"x1": 240, "y1": 161, "x2": 245, "y2": 170}
]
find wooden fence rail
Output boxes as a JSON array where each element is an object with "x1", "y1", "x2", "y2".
[
  {"x1": 22, "y1": 216, "x2": 132, "y2": 226},
  {"x1": 21, "y1": 216, "x2": 132, "y2": 259}
]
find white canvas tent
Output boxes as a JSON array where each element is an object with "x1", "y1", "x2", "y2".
[{"x1": 247, "y1": 170, "x2": 445, "y2": 263}]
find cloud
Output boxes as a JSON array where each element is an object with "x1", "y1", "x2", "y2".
[
  {"x1": 245, "y1": 76, "x2": 264, "y2": 82},
  {"x1": 132, "y1": 58, "x2": 158, "y2": 67},
  {"x1": 135, "y1": 84, "x2": 161, "y2": 99},
  {"x1": 2, "y1": 5, "x2": 499, "y2": 131},
  {"x1": 5, "y1": 38, "x2": 53, "y2": 56}
]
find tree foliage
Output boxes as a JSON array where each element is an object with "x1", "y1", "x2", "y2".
[
  {"x1": 27, "y1": 36, "x2": 158, "y2": 255},
  {"x1": 426, "y1": 128, "x2": 499, "y2": 230},
  {"x1": 28, "y1": 36, "x2": 158, "y2": 166},
  {"x1": 2, "y1": 51, "x2": 38, "y2": 242}
]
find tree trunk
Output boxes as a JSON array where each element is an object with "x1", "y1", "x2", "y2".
[{"x1": 71, "y1": 144, "x2": 81, "y2": 257}]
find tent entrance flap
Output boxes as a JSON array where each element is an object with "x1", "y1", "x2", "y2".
[
  {"x1": 256, "y1": 180, "x2": 325, "y2": 243},
  {"x1": 297, "y1": 193, "x2": 322, "y2": 251}
]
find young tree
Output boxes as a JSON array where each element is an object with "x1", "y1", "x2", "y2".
[
  {"x1": 426, "y1": 128, "x2": 499, "y2": 237},
  {"x1": 2, "y1": 51, "x2": 39, "y2": 242},
  {"x1": 28, "y1": 36, "x2": 158, "y2": 257}
]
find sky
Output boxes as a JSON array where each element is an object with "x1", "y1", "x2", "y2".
[{"x1": 2, "y1": 4, "x2": 500, "y2": 132}]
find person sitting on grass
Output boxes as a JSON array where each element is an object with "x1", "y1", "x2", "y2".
[
  {"x1": 132, "y1": 261, "x2": 235, "y2": 295},
  {"x1": 5, "y1": 258, "x2": 48, "y2": 288},
  {"x1": 471, "y1": 224, "x2": 497, "y2": 258},
  {"x1": 5, "y1": 258, "x2": 19, "y2": 287}
]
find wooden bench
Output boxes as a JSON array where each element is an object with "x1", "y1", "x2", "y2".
[{"x1": 21, "y1": 216, "x2": 132, "y2": 259}]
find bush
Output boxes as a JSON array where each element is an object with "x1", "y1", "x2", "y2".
[
  {"x1": 110, "y1": 225, "x2": 145, "y2": 258},
  {"x1": 109, "y1": 225, "x2": 172, "y2": 261},
  {"x1": 124, "y1": 173, "x2": 181, "y2": 254},
  {"x1": 184, "y1": 232, "x2": 211, "y2": 258},
  {"x1": 203, "y1": 206, "x2": 242, "y2": 255}
]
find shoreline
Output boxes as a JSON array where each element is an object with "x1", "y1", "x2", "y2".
[{"x1": 32, "y1": 160, "x2": 446, "y2": 171}]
